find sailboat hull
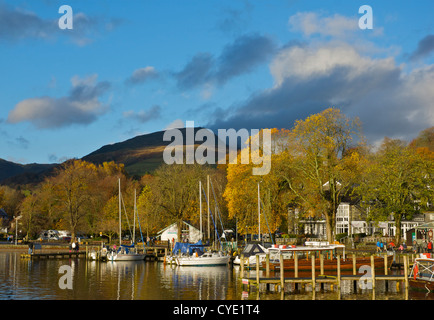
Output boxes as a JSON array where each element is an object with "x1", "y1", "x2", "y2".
[
  {"x1": 176, "y1": 254, "x2": 230, "y2": 266},
  {"x1": 108, "y1": 252, "x2": 145, "y2": 261}
]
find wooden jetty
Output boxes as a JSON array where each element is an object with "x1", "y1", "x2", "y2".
[
  {"x1": 263, "y1": 254, "x2": 392, "y2": 272},
  {"x1": 145, "y1": 247, "x2": 167, "y2": 261},
  {"x1": 240, "y1": 253, "x2": 410, "y2": 294},
  {"x1": 21, "y1": 251, "x2": 86, "y2": 259}
]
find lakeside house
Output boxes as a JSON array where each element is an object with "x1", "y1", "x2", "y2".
[
  {"x1": 157, "y1": 221, "x2": 202, "y2": 243},
  {"x1": 0, "y1": 208, "x2": 9, "y2": 233},
  {"x1": 295, "y1": 201, "x2": 432, "y2": 242}
]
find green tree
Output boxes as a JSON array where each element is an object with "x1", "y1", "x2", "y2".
[{"x1": 357, "y1": 138, "x2": 433, "y2": 243}]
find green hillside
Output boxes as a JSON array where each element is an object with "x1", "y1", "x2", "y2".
[{"x1": 0, "y1": 127, "x2": 223, "y2": 185}]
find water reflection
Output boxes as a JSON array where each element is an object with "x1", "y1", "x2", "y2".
[
  {"x1": 0, "y1": 252, "x2": 432, "y2": 300},
  {"x1": 0, "y1": 252, "x2": 236, "y2": 300}
]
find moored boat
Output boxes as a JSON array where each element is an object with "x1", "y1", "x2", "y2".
[
  {"x1": 107, "y1": 245, "x2": 145, "y2": 261},
  {"x1": 107, "y1": 179, "x2": 146, "y2": 262},
  {"x1": 259, "y1": 241, "x2": 392, "y2": 272},
  {"x1": 171, "y1": 240, "x2": 230, "y2": 266},
  {"x1": 88, "y1": 245, "x2": 108, "y2": 261},
  {"x1": 176, "y1": 251, "x2": 230, "y2": 266},
  {"x1": 409, "y1": 256, "x2": 434, "y2": 292},
  {"x1": 233, "y1": 242, "x2": 269, "y2": 266}
]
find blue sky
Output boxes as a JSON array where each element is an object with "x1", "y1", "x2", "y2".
[{"x1": 1, "y1": 0, "x2": 433, "y2": 164}]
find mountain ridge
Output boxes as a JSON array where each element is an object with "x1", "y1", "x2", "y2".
[{"x1": 0, "y1": 127, "x2": 219, "y2": 186}]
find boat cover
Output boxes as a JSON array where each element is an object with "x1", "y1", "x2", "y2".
[
  {"x1": 172, "y1": 240, "x2": 207, "y2": 255},
  {"x1": 241, "y1": 243, "x2": 266, "y2": 257}
]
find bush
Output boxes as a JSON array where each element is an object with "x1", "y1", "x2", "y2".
[{"x1": 335, "y1": 233, "x2": 348, "y2": 242}]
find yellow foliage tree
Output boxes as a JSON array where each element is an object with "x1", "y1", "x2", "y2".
[
  {"x1": 224, "y1": 129, "x2": 291, "y2": 238},
  {"x1": 277, "y1": 108, "x2": 365, "y2": 242}
]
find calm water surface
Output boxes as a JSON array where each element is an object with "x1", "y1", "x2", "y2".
[{"x1": 0, "y1": 252, "x2": 431, "y2": 300}]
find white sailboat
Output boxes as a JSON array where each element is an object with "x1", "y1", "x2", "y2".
[
  {"x1": 176, "y1": 251, "x2": 230, "y2": 266},
  {"x1": 107, "y1": 180, "x2": 146, "y2": 261},
  {"x1": 173, "y1": 178, "x2": 230, "y2": 267}
]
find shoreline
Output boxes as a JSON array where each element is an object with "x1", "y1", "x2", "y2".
[{"x1": 0, "y1": 243, "x2": 98, "y2": 252}]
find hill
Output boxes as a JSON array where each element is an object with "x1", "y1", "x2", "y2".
[
  {"x1": 82, "y1": 128, "x2": 194, "y2": 176},
  {"x1": 1, "y1": 127, "x2": 222, "y2": 186},
  {"x1": 0, "y1": 159, "x2": 57, "y2": 186}
]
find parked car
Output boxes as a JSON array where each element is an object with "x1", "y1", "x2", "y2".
[{"x1": 37, "y1": 230, "x2": 60, "y2": 241}]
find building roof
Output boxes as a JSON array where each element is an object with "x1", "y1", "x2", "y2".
[
  {"x1": 0, "y1": 208, "x2": 8, "y2": 219},
  {"x1": 414, "y1": 222, "x2": 434, "y2": 230},
  {"x1": 157, "y1": 221, "x2": 199, "y2": 235}
]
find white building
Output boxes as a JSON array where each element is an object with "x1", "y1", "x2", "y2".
[
  {"x1": 157, "y1": 221, "x2": 202, "y2": 243},
  {"x1": 300, "y1": 202, "x2": 425, "y2": 241}
]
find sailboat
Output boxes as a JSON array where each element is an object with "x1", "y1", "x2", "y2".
[
  {"x1": 174, "y1": 177, "x2": 230, "y2": 266},
  {"x1": 107, "y1": 180, "x2": 146, "y2": 261}
]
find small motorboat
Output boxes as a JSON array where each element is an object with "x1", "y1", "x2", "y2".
[
  {"x1": 233, "y1": 243, "x2": 269, "y2": 266},
  {"x1": 409, "y1": 255, "x2": 434, "y2": 292}
]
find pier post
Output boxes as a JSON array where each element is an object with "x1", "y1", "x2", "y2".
[
  {"x1": 240, "y1": 254, "x2": 244, "y2": 278},
  {"x1": 370, "y1": 255, "x2": 376, "y2": 290},
  {"x1": 384, "y1": 254, "x2": 388, "y2": 275},
  {"x1": 337, "y1": 255, "x2": 341, "y2": 290},
  {"x1": 280, "y1": 254, "x2": 284, "y2": 292},
  {"x1": 256, "y1": 254, "x2": 260, "y2": 288},
  {"x1": 266, "y1": 253, "x2": 270, "y2": 277},
  {"x1": 311, "y1": 255, "x2": 316, "y2": 291},
  {"x1": 404, "y1": 255, "x2": 409, "y2": 291},
  {"x1": 352, "y1": 254, "x2": 356, "y2": 275},
  {"x1": 320, "y1": 253, "x2": 324, "y2": 275},
  {"x1": 294, "y1": 253, "x2": 298, "y2": 278}
]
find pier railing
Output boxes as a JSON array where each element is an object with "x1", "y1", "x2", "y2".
[{"x1": 239, "y1": 252, "x2": 410, "y2": 298}]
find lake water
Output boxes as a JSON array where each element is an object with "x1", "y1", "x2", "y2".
[{"x1": 0, "y1": 252, "x2": 431, "y2": 301}]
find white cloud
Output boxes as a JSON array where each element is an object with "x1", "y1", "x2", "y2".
[
  {"x1": 7, "y1": 75, "x2": 110, "y2": 129},
  {"x1": 122, "y1": 105, "x2": 162, "y2": 123},
  {"x1": 0, "y1": 4, "x2": 122, "y2": 46},
  {"x1": 208, "y1": 41, "x2": 434, "y2": 144},
  {"x1": 164, "y1": 119, "x2": 185, "y2": 130},
  {"x1": 288, "y1": 12, "x2": 358, "y2": 38},
  {"x1": 126, "y1": 66, "x2": 159, "y2": 85},
  {"x1": 288, "y1": 11, "x2": 383, "y2": 39},
  {"x1": 269, "y1": 43, "x2": 396, "y2": 86}
]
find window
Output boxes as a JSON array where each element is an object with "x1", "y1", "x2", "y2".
[{"x1": 336, "y1": 203, "x2": 350, "y2": 234}]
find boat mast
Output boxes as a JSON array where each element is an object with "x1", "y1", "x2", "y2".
[
  {"x1": 258, "y1": 182, "x2": 261, "y2": 242},
  {"x1": 133, "y1": 189, "x2": 136, "y2": 245},
  {"x1": 207, "y1": 175, "x2": 210, "y2": 241},
  {"x1": 119, "y1": 178, "x2": 121, "y2": 247},
  {"x1": 199, "y1": 181, "x2": 202, "y2": 240}
]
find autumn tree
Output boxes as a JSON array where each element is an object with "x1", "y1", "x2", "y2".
[
  {"x1": 137, "y1": 184, "x2": 158, "y2": 238},
  {"x1": 19, "y1": 181, "x2": 61, "y2": 239},
  {"x1": 0, "y1": 186, "x2": 24, "y2": 219},
  {"x1": 19, "y1": 191, "x2": 40, "y2": 240},
  {"x1": 224, "y1": 129, "x2": 291, "y2": 238},
  {"x1": 357, "y1": 138, "x2": 434, "y2": 243},
  {"x1": 409, "y1": 126, "x2": 434, "y2": 152},
  {"x1": 150, "y1": 163, "x2": 216, "y2": 241},
  {"x1": 0, "y1": 188, "x2": 4, "y2": 209},
  {"x1": 48, "y1": 160, "x2": 99, "y2": 241},
  {"x1": 86, "y1": 161, "x2": 126, "y2": 236},
  {"x1": 278, "y1": 108, "x2": 364, "y2": 243}
]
